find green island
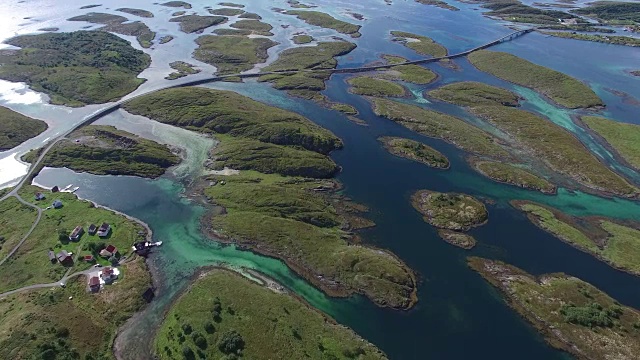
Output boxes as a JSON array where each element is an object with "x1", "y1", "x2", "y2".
[
  {"x1": 467, "y1": 50, "x2": 603, "y2": 109},
  {"x1": 169, "y1": 15, "x2": 227, "y2": 33},
  {"x1": 412, "y1": 190, "x2": 488, "y2": 231},
  {"x1": 482, "y1": 1, "x2": 582, "y2": 25},
  {"x1": 543, "y1": 31, "x2": 640, "y2": 47},
  {"x1": 512, "y1": 200, "x2": 640, "y2": 275},
  {"x1": 159, "y1": 35, "x2": 174, "y2": 44},
  {"x1": 284, "y1": 10, "x2": 362, "y2": 38},
  {"x1": 116, "y1": 8, "x2": 154, "y2": 18},
  {"x1": 194, "y1": 35, "x2": 277, "y2": 75},
  {"x1": 209, "y1": 7, "x2": 245, "y2": 16},
  {"x1": 372, "y1": 98, "x2": 510, "y2": 159},
  {"x1": 154, "y1": 269, "x2": 387, "y2": 359},
  {"x1": 469, "y1": 158, "x2": 556, "y2": 194},
  {"x1": 437, "y1": 229, "x2": 476, "y2": 249},
  {"x1": 382, "y1": 55, "x2": 437, "y2": 84},
  {"x1": 573, "y1": 2, "x2": 640, "y2": 24},
  {"x1": 0, "y1": 106, "x2": 47, "y2": 151},
  {"x1": 239, "y1": 12, "x2": 261, "y2": 19},
  {"x1": 390, "y1": 31, "x2": 448, "y2": 58},
  {"x1": 468, "y1": 257, "x2": 640, "y2": 359},
  {"x1": 219, "y1": 2, "x2": 244, "y2": 7},
  {"x1": 23, "y1": 125, "x2": 179, "y2": 178},
  {"x1": 166, "y1": 61, "x2": 201, "y2": 80},
  {"x1": 331, "y1": 103, "x2": 358, "y2": 115},
  {"x1": 212, "y1": 28, "x2": 252, "y2": 36},
  {"x1": 123, "y1": 87, "x2": 417, "y2": 309},
  {"x1": 0, "y1": 31, "x2": 150, "y2": 107},
  {"x1": 161, "y1": 1, "x2": 192, "y2": 9},
  {"x1": 288, "y1": 0, "x2": 315, "y2": 8},
  {"x1": 292, "y1": 34, "x2": 313, "y2": 44},
  {"x1": 470, "y1": 105, "x2": 638, "y2": 197},
  {"x1": 427, "y1": 81, "x2": 520, "y2": 107},
  {"x1": 259, "y1": 41, "x2": 357, "y2": 100},
  {"x1": 379, "y1": 136, "x2": 450, "y2": 169},
  {"x1": 347, "y1": 76, "x2": 407, "y2": 97},
  {"x1": 415, "y1": 0, "x2": 460, "y2": 11},
  {"x1": 171, "y1": 11, "x2": 186, "y2": 16},
  {"x1": 582, "y1": 116, "x2": 640, "y2": 171},
  {"x1": 67, "y1": 12, "x2": 156, "y2": 48},
  {"x1": 229, "y1": 19, "x2": 274, "y2": 36}
]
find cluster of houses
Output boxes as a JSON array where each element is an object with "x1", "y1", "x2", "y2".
[
  {"x1": 88, "y1": 266, "x2": 120, "y2": 292},
  {"x1": 48, "y1": 222, "x2": 115, "y2": 267}
]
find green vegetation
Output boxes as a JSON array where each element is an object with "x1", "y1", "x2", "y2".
[
  {"x1": 219, "y1": 2, "x2": 244, "y2": 7},
  {"x1": 415, "y1": 0, "x2": 460, "y2": 11},
  {"x1": 0, "y1": 197, "x2": 38, "y2": 259},
  {"x1": 543, "y1": 31, "x2": 640, "y2": 47},
  {"x1": 161, "y1": 1, "x2": 192, "y2": 8},
  {"x1": 292, "y1": 34, "x2": 313, "y2": 44},
  {"x1": 382, "y1": 55, "x2": 437, "y2": 84},
  {"x1": 390, "y1": 31, "x2": 447, "y2": 58},
  {"x1": 259, "y1": 41, "x2": 356, "y2": 100},
  {"x1": 482, "y1": 1, "x2": 581, "y2": 25},
  {"x1": 428, "y1": 81, "x2": 520, "y2": 107},
  {"x1": 68, "y1": 12, "x2": 155, "y2": 48},
  {"x1": 166, "y1": 61, "x2": 200, "y2": 80},
  {"x1": 573, "y1": 2, "x2": 640, "y2": 24},
  {"x1": 116, "y1": 8, "x2": 154, "y2": 18},
  {"x1": 437, "y1": 230, "x2": 476, "y2": 249},
  {"x1": 468, "y1": 257, "x2": 640, "y2": 359},
  {"x1": 285, "y1": 10, "x2": 361, "y2": 37},
  {"x1": 467, "y1": 50, "x2": 603, "y2": 108},
  {"x1": 412, "y1": 190, "x2": 488, "y2": 231},
  {"x1": 372, "y1": 99, "x2": 510, "y2": 159},
  {"x1": 0, "y1": 257, "x2": 150, "y2": 359},
  {"x1": 471, "y1": 159, "x2": 556, "y2": 194},
  {"x1": 379, "y1": 137, "x2": 449, "y2": 169},
  {"x1": 239, "y1": 12, "x2": 261, "y2": 19},
  {"x1": 0, "y1": 185, "x2": 147, "y2": 292},
  {"x1": 582, "y1": 116, "x2": 640, "y2": 171},
  {"x1": 471, "y1": 106, "x2": 637, "y2": 197},
  {"x1": 513, "y1": 200, "x2": 640, "y2": 275},
  {"x1": 348, "y1": 76, "x2": 407, "y2": 97},
  {"x1": 194, "y1": 35, "x2": 276, "y2": 74},
  {"x1": 288, "y1": 0, "x2": 314, "y2": 8},
  {"x1": 123, "y1": 87, "x2": 342, "y2": 154},
  {"x1": 159, "y1": 35, "x2": 174, "y2": 44},
  {"x1": 209, "y1": 8, "x2": 245, "y2": 16},
  {"x1": 212, "y1": 28, "x2": 252, "y2": 36},
  {"x1": 23, "y1": 125, "x2": 179, "y2": 178},
  {"x1": 229, "y1": 19, "x2": 274, "y2": 36},
  {"x1": 331, "y1": 103, "x2": 358, "y2": 115},
  {"x1": 0, "y1": 106, "x2": 47, "y2": 150},
  {"x1": 154, "y1": 269, "x2": 388, "y2": 359},
  {"x1": 170, "y1": 15, "x2": 227, "y2": 33},
  {"x1": 0, "y1": 31, "x2": 150, "y2": 106}
]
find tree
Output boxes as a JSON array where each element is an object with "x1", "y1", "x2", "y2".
[
  {"x1": 58, "y1": 229, "x2": 69, "y2": 242},
  {"x1": 204, "y1": 322, "x2": 215, "y2": 334},
  {"x1": 217, "y1": 330, "x2": 244, "y2": 354},
  {"x1": 182, "y1": 346, "x2": 195, "y2": 360}
]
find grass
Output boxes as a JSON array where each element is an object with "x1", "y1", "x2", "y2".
[
  {"x1": 381, "y1": 55, "x2": 437, "y2": 84},
  {"x1": 582, "y1": 116, "x2": 640, "y2": 171},
  {"x1": 379, "y1": 136, "x2": 449, "y2": 169},
  {"x1": 123, "y1": 87, "x2": 342, "y2": 154},
  {"x1": 205, "y1": 172, "x2": 417, "y2": 309},
  {"x1": 573, "y1": 2, "x2": 640, "y2": 24},
  {"x1": 292, "y1": 34, "x2": 313, "y2": 44},
  {"x1": 330, "y1": 103, "x2": 358, "y2": 115},
  {"x1": 166, "y1": 61, "x2": 200, "y2": 80},
  {"x1": 513, "y1": 201, "x2": 640, "y2": 275},
  {"x1": 467, "y1": 50, "x2": 603, "y2": 109},
  {"x1": 239, "y1": 12, "x2": 261, "y2": 19},
  {"x1": 154, "y1": 269, "x2": 387, "y2": 359},
  {"x1": 68, "y1": 13, "x2": 156, "y2": 48},
  {"x1": 412, "y1": 190, "x2": 488, "y2": 231},
  {"x1": 0, "y1": 197, "x2": 38, "y2": 259},
  {"x1": 427, "y1": 81, "x2": 520, "y2": 107},
  {"x1": 471, "y1": 106, "x2": 637, "y2": 197},
  {"x1": 219, "y1": 2, "x2": 245, "y2": 8},
  {"x1": 543, "y1": 32, "x2": 640, "y2": 47},
  {"x1": 169, "y1": 15, "x2": 227, "y2": 33},
  {"x1": 116, "y1": 8, "x2": 154, "y2": 18},
  {"x1": 229, "y1": 19, "x2": 274, "y2": 36},
  {"x1": 0, "y1": 185, "x2": 147, "y2": 293},
  {"x1": 415, "y1": 0, "x2": 459, "y2": 11},
  {"x1": 285, "y1": 10, "x2": 361, "y2": 37},
  {"x1": 208, "y1": 8, "x2": 245, "y2": 16},
  {"x1": 24, "y1": 125, "x2": 179, "y2": 178},
  {"x1": 0, "y1": 31, "x2": 149, "y2": 107},
  {"x1": 347, "y1": 76, "x2": 406, "y2": 97},
  {"x1": 0, "y1": 257, "x2": 150, "y2": 359},
  {"x1": 483, "y1": 2, "x2": 582, "y2": 25},
  {"x1": 390, "y1": 31, "x2": 447, "y2": 58},
  {"x1": 471, "y1": 159, "x2": 556, "y2": 194},
  {"x1": 212, "y1": 28, "x2": 252, "y2": 36},
  {"x1": 468, "y1": 257, "x2": 640, "y2": 359},
  {"x1": 372, "y1": 98, "x2": 510, "y2": 159},
  {"x1": 0, "y1": 106, "x2": 47, "y2": 151},
  {"x1": 193, "y1": 35, "x2": 277, "y2": 74},
  {"x1": 161, "y1": 1, "x2": 192, "y2": 8}
]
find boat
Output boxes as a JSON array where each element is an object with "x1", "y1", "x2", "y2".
[
  {"x1": 61, "y1": 184, "x2": 73, "y2": 192},
  {"x1": 70, "y1": 186, "x2": 80, "y2": 193}
]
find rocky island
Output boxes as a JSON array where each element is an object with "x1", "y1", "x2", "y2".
[{"x1": 379, "y1": 136, "x2": 450, "y2": 169}]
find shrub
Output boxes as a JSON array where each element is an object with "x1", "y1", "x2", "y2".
[
  {"x1": 192, "y1": 332, "x2": 208, "y2": 350},
  {"x1": 560, "y1": 302, "x2": 620, "y2": 328},
  {"x1": 182, "y1": 323, "x2": 193, "y2": 335},
  {"x1": 182, "y1": 346, "x2": 195, "y2": 360},
  {"x1": 204, "y1": 322, "x2": 215, "y2": 334},
  {"x1": 217, "y1": 330, "x2": 245, "y2": 354}
]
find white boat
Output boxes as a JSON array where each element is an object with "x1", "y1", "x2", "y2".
[
  {"x1": 70, "y1": 186, "x2": 80, "y2": 193},
  {"x1": 61, "y1": 184, "x2": 73, "y2": 192}
]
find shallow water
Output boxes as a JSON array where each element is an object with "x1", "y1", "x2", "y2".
[{"x1": 5, "y1": 0, "x2": 640, "y2": 358}]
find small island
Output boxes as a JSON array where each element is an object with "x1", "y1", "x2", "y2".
[
  {"x1": 229, "y1": 19, "x2": 274, "y2": 36},
  {"x1": 169, "y1": 15, "x2": 227, "y2": 33},
  {"x1": 470, "y1": 158, "x2": 556, "y2": 194},
  {"x1": 0, "y1": 106, "x2": 47, "y2": 151},
  {"x1": 292, "y1": 34, "x2": 313, "y2": 44},
  {"x1": 330, "y1": 102, "x2": 358, "y2": 115},
  {"x1": 209, "y1": 7, "x2": 245, "y2": 16},
  {"x1": 543, "y1": 32, "x2": 640, "y2": 47},
  {"x1": 390, "y1": 31, "x2": 448, "y2": 58},
  {"x1": 415, "y1": 0, "x2": 460, "y2": 11},
  {"x1": 24, "y1": 125, "x2": 179, "y2": 178},
  {"x1": 438, "y1": 229, "x2": 476, "y2": 249},
  {"x1": 284, "y1": 10, "x2": 361, "y2": 37},
  {"x1": 411, "y1": 190, "x2": 488, "y2": 231},
  {"x1": 379, "y1": 137, "x2": 449, "y2": 169},
  {"x1": 382, "y1": 55, "x2": 437, "y2": 85},
  {"x1": 68, "y1": 12, "x2": 156, "y2": 48},
  {"x1": 427, "y1": 81, "x2": 520, "y2": 107},
  {"x1": 116, "y1": 7, "x2": 154, "y2": 18},
  {"x1": 154, "y1": 269, "x2": 388, "y2": 359},
  {"x1": 582, "y1": 116, "x2": 640, "y2": 171},
  {"x1": 166, "y1": 61, "x2": 200, "y2": 80},
  {"x1": 347, "y1": 76, "x2": 407, "y2": 97},
  {"x1": 194, "y1": 35, "x2": 277, "y2": 74},
  {"x1": 161, "y1": 1, "x2": 192, "y2": 9},
  {"x1": 159, "y1": 35, "x2": 174, "y2": 44},
  {"x1": 468, "y1": 257, "x2": 640, "y2": 359}
]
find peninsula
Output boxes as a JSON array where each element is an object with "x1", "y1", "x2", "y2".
[{"x1": 0, "y1": 106, "x2": 47, "y2": 151}]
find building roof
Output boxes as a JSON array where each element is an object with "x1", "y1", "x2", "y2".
[
  {"x1": 88, "y1": 224, "x2": 97, "y2": 231},
  {"x1": 70, "y1": 226, "x2": 84, "y2": 238},
  {"x1": 89, "y1": 277, "x2": 100, "y2": 286},
  {"x1": 83, "y1": 255, "x2": 94, "y2": 261},
  {"x1": 102, "y1": 267, "x2": 114, "y2": 276},
  {"x1": 99, "y1": 249, "x2": 112, "y2": 257},
  {"x1": 56, "y1": 250, "x2": 70, "y2": 262},
  {"x1": 48, "y1": 250, "x2": 56, "y2": 260},
  {"x1": 105, "y1": 245, "x2": 117, "y2": 253},
  {"x1": 98, "y1": 223, "x2": 110, "y2": 231}
]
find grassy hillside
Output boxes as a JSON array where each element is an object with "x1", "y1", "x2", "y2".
[
  {"x1": 154, "y1": 269, "x2": 387, "y2": 359},
  {"x1": 390, "y1": 31, "x2": 448, "y2": 57},
  {"x1": 194, "y1": 35, "x2": 277, "y2": 74},
  {"x1": 0, "y1": 31, "x2": 150, "y2": 106},
  {"x1": 573, "y1": 2, "x2": 640, "y2": 24},
  {"x1": 582, "y1": 116, "x2": 640, "y2": 170},
  {"x1": 68, "y1": 13, "x2": 156, "y2": 48},
  {"x1": 0, "y1": 106, "x2": 47, "y2": 150},
  {"x1": 348, "y1": 76, "x2": 407, "y2": 97}
]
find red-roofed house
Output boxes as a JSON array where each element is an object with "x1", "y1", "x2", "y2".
[
  {"x1": 83, "y1": 255, "x2": 95, "y2": 262},
  {"x1": 101, "y1": 267, "x2": 117, "y2": 283},
  {"x1": 89, "y1": 276, "x2": 100, "y2": 292}
]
